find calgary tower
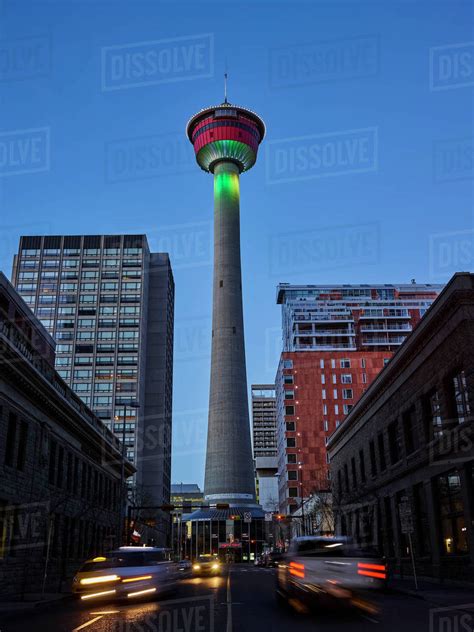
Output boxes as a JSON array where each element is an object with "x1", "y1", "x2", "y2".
[{"x1": 187, "y1": 86, "x2": 265, "y2": 509}]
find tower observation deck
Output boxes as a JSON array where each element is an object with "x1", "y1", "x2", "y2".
[{"x1": 187, "y1": 100, "x2": 265, "y2": 510}]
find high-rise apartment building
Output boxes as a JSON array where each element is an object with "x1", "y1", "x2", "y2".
[
  {"x1": 251, "y1": 384, "x2": 279, "y2": 512},
  {"x1": 11, "y1": 234, "x2": 174, "y2": 517},
  {"x1": 275, "y1": 282, "x2": 443, "y2": 516}
]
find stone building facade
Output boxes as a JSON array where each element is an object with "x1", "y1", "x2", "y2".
[
  {"x1": 328, "y1": 273, "x2": 474, "y2": 582},
  {"x1": 0, "y1": 273, "x2": 134, "y2": 597}
]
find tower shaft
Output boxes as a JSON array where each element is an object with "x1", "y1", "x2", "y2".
[{"x1": 204, "y1": 161, "x2": 256, "y2": 504}]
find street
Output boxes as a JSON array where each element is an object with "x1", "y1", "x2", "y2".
[{"x1": 0, "y1": 566, "x2": 463, "y2": 632}]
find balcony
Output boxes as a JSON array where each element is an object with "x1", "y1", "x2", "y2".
[
  {"x1": 362, "y1": 336, "x2": 407, "y2": 345},
  {"x1": 360, "y1": 311, "x2": 410, "y2": 319},
  {"x1": 294, "y1": 342, "x2": 357, "y2": 351},
  {"x1": 360, "y1": 323, "x2": 412, "y2": 332}
]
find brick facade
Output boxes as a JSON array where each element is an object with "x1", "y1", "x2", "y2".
[{"x1": 328, "y1": 273, "x2": 474, "y2": 582}]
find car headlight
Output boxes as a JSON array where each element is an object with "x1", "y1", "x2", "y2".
[
  {"x1": 212, "y1": 563, "x2": 219, "y2": 569},
  {"x1": 80, "y1": 574, "x2": 120, "y2": 585},
  {"x1": 193, "y1": 564, "x2": 201, "y2": 570}
]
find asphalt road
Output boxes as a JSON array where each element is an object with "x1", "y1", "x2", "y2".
[{"x1": 0, "y1": 566, "x2": 461, "y2": 632}]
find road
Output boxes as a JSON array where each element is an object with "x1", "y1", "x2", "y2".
[{"x1": 0, "y1": 565, "x2": 461, "y2": 632}]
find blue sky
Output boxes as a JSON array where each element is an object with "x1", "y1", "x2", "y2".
[{"x1": 1, "y1": 0, "x2": 473, "y2": 486}]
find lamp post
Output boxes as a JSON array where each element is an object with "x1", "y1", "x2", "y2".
[
  {"x1": 115, "y1": 399, "x2": 140, "y2": 546},
  {"x1": 298, "y1": 462, "x2": 305, "y2": 536}
]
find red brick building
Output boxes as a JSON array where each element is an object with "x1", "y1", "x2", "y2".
[{"x1": 275, "y1": 283, "x2": 443, "y2": 515}]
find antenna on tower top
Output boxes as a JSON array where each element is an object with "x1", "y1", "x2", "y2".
[{"x1": 224, "y1": 71, "x2": 228, "y2": 104}]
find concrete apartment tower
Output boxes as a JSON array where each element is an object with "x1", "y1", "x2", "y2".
[
  {"x1": 12, "y1": 235, "x2": 174, "y2": 544},
  {"x1": 187, "y1": 96, "x2": 265, "y2": 507}
]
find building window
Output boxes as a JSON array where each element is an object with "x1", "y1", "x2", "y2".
[
  {"x1": 285, "y1": 405, "x2": 295, "y2": 416},
  {"x1": 351, "y1": 457, "x2": 357, "y2": 487},
  {"x1": 321, "y1": 374, "x2": 325, "y2": 385},
  {"x1": 437, "y1": 472, "x2": 468, "y2": 555},
  {"x1": 369, "y1": 440, "x2": 377, "y2": 477},
  {"x1": 342, "y1": 389, "x2": 353, "y2": 399},
  {"x1": 334, "y1": 404, "x2": 339, "y2": 415},
  {"x1": 286, "y1": 422, "x2": 295, "y2": 432},
  {"x1": 414, "y1": 483, "x2": 431, "y2": 556},
  {"x1": 322, "y1": 389, "x2": 326, "y2": 400},
  {"x1": 377, "y1": 432, "x2": 386, "y2": 471},
  {"x1": 402, "y1": 408, "x2": 416, "y2": 455},
  {"x1": 288, "y1": 471, "x2": 298, "y2": 481},
  {"x1": 323, "y1": 404, "x2": 328, "y2": 415},
  {"x1": 48, "y1": 440, "x2": 56, "y2": 485},
  {"x1": 286, "y1": 438, "x2": 296, "y2": 448},
  {"x1": 362, "y1": 373, "x2": 367, "y2": 384},
  {"x1": 383, "y1": 358, "x2": 390, "y2": 366},
  {"x1": 284, "y1": 391, "x2": 294, "y2": 400},
  {"x1": 287, "y1": 454, "x2": 297, "y2": 464},
  {"x1": 324, "y1": 420, "x2": 328, "y2": 432},
  {"x1": 283, "y1": 360, "x2": 293, "y2": 369},
  {"x1": 4, "y1": 413, "x2": 17, "y2": 467},
  {"x1": 288, "y1": 487, "x2": 298, "y2": 498},
  {"x1": 333, "y1": 389, "x2": 338, "y2": 399},
  {"x1": 451, "y1": 370, "x2": 471, "y2": 423},
  {"x1": 331, "y1": 359, "x2": 336, "y2": 369},
  {"x1": 320, "y1": 359, "x2": 324, "y2": 369},
  {"x1": 359, "y1": 449, "x2": 366, "y2": 483},
  {"x1": 16, "y1": 421, "x2": 28, "y2": 471},
  {"x1": 341, "y1": 374, "x2": 352, "y2": 384},
  {"x1": 340, "y1": 359, "x2": 351, "y2": 369},
  {"x1": 343, "y1": 404, "x2": 353, "y2": 415},
  {"x1": 424, "y1": 389, "x2": 443, "y2": 439},
  {"x1": 387, "y1": 421, "x2": 401, "y2": 464},
  {"x1": 361, "y1": 358, "x2": 366, "y2": 368},
  {"x1": 284, "y1": 375, "x2": 294, "y2": 385}
]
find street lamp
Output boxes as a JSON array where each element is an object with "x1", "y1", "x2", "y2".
[
  {"x1": 115, "y1": 399, "x2": 140, "y2": 545},
  {"x1": 298, "y1": 462, "x2": 306, "y2": 536}
]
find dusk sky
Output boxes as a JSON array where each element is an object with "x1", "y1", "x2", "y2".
[{"x1": 1, "y1": 0, "x2": 473, "y2": 486}]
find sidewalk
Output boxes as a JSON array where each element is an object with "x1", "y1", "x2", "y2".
[
  {"x1": 0, "y1": 593, "x2": 72, "y2": 618},
  {"x1": 389, "y1": 576, "x2": 474, "y2": 608}
]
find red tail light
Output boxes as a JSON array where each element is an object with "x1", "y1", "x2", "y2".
[
  {"x1": 289, "y1": 561, "x2": 305, "y2": 579},
  {"x1": 357, "y1": 562, "x2": 386, "y2": 580}
]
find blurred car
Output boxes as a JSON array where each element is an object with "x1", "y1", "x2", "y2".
[
  {"x1": 276, "y1": 536, "x2": 386, "y2": 612},
  {"x1": 72, "y1": 546, "x2": 179, "y2": 602},
  {"x1": 177, "y1": 559, "x2": 193, "y2": 577},
  {"x1": 192, "y1": 554, "x2": 221, "y2": 576},
  {"x1": 266, "y1": 550, "x2": 285, "y2": 568},
  {"x1": 254, "y1": 556, "x2": 265, "y2": 567}
]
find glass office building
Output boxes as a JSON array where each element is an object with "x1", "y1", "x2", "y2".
[{"x1": 11, "y1": 234, "x2": 174, "y2": 526}]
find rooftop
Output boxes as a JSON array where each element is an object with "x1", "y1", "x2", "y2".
[{"x1": 277, "y1": 282, "x2": 444, "y2": 304}]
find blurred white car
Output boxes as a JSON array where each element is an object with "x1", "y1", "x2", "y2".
[
  {"x1": 276, "y1": 536, "x2": 387, "y2": 612},
  {"x1": 72, "y1": 546, "x2": 179, "y2": 602}
]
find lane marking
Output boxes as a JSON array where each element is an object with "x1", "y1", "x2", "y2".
[
  {"x1": 226, "y1": 568, "x2": 233, "y2": 632},
  {"x1": 72, "y1": 616, "x2": 104, "y2": 631}
]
